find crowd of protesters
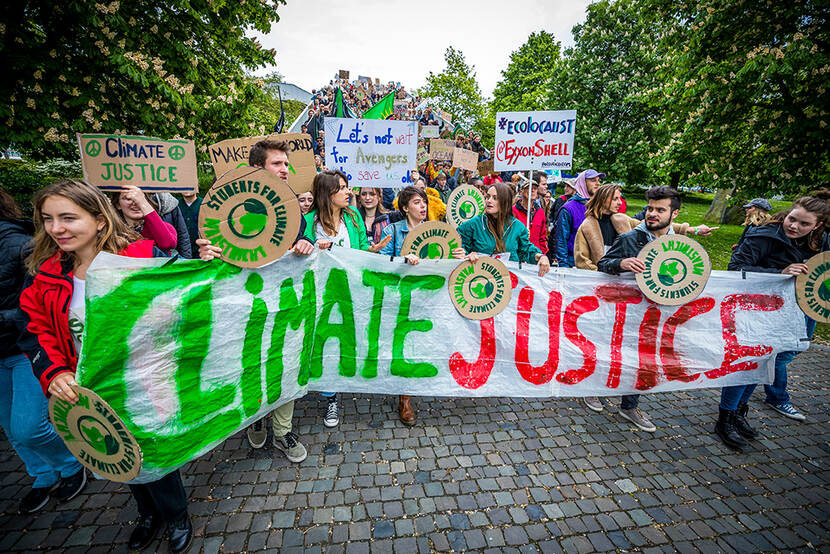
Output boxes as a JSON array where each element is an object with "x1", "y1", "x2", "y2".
[{"x1": 2, "y1": 93, "x2": 829, "y2": 553}]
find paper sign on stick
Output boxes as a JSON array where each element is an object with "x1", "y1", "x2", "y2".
[
  {"x1": 324, "y1": 117, "x2": 417, "y2": 189},
  {"x1": 453, "y1": 148, "x2": 479, "y2": 171},
  {"x1": 77, "y1": 134, "x2": 197, "y2": 193},
  {"x1": 494, "y1": 110, "x2": 576, "y2": 171},
  {"x1": 430, "y1": 139, "x2": 454, "y2": 161},
  {"x1": 208, "y1": 133, "x2": 316, "y2": 195},
  {"x1": 338, "y1": 69, "x2": 349, "y2": 79},
  {"x1": 477, "y1": 159, "x2": 494, "y2": 176}
]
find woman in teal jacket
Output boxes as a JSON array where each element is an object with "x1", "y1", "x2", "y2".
[
  {"x1": 303, "y1": 170, "x2": 388, "y2": 427},
  {"x1": 458, "y1": 182, "x2": 551, "y2": 276}
]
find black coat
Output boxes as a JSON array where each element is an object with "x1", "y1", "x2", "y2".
[
  {"x1": 597, "y1": 227, "x2": 652, "y2": 275},
  {"x1": 0, "y1": 217, "x2": 34, "y2": 357},
  {"x1": 728, "y1": 223, "x2": 829, "y2": 273}
]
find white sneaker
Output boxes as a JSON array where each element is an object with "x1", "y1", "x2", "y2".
[
  {"x1": 765, "y1": 401, "x2": 806, "y2": 421},
  {"x1": 324, "y1": 399, "x2": 340, "y2": 427},
  {"x1": 619, "y1": 408, "x2": 657, "y2": 433},
  {"x1": 583, "y1": 396, "x2": 603, "y2": 413}
]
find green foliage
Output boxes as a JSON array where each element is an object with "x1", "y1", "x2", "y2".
[
  {"x1": 493, "y1": 31, "x2": 561, "y2": 112},
  {"x1": 0, "y1": 158, "x2": 83, "y2": 213},
  {"x1": 1, "y1": 0, "x2": 284, "y2": 161},
  {"x1": 419, "y1": 47, "x2": 489, "y2": 144},
  {"x1": 247, "y1": 71, "x2": 309, "y2": 134}
]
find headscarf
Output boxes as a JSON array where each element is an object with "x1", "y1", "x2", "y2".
[{"x1": 572, "y1": 170, "x2": 590, "y2": 199}]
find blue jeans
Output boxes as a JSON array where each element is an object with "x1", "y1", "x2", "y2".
[
  {"x1": 0, "y1": 354, "x2": 82, "y2": 488},
  {"x1": 621, "y1": 395, "x2": 639, "y2": 410}
]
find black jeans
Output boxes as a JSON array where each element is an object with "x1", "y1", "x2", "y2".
[
  {"x1": 128, "y1": 469, "x2": 188, "y2": 524},
  {"x1": 621, "y1": 395, "x2": 640, "y2": 410}
]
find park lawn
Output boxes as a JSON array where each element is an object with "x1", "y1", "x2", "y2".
[{"x1": 622, "y1": 191, "x2": 829, "y2": 343}]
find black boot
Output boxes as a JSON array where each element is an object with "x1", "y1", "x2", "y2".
[
  {"x1": 714, "y1": 408, "x2": 746, "y2": 450},
  {"x1": 734, "y1": 403, "x2": 759, "y2": 440},
  {"x1": 168, "y1": 515, "x2": 193, "y2": 554},
  {"x1": 128, "y1": 514, "x2": 161, "y2": 550}
]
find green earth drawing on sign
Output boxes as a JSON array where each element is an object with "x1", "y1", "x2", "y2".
[
  {"x1": 458, "y1": 200, "x2": 477, "y2": 219},
  {"x1": 77, "y1": 416, "x2": 119, "y2": 456},
  {"x1": 418, "y1": 242, "x2": 445, "y2": 259},
  {"x1": 468, "y1": 275, "x2": 494, "y2": 300},
  {"x1": 228, "y1": 199, "x2": 268, "y2": 239},
  {"x1": 657, "y1": 258, "x2": 687, "y2": 286},
  {"x1": 819, "y1": 278, "x2": 830, "y2": 302}
]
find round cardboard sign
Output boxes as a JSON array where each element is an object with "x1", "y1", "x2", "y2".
[
  {"x1": 448, "y1": 258, "x2": 512, "y2": 320},
  {"x1": 795, "y1": 251, "x2": 830, "y2": 323},
  {"x1": 635, "y1": 234, "x2": 711, "y2": 305},
  {"x1": 400, "y1": 221, "x2": 463, "y2": 259},
  {"x1": 49, "y1": 385, "x2": 142, "y2": 482},
  {"x1": 446, "y1": 185, "x2": 486, "y2": 228},
  {"x1": 199, "y1": 166, "x2": 301, "y2": 268}
]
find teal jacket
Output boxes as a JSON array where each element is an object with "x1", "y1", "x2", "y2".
[
  {"x1": 457, "y1": 214, "x2": 542, "y2": 263},
  {"x1": 303, "y1": 207, "x2": 370, "y2": 251}
]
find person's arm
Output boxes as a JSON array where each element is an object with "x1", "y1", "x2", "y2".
[
  {"x1": 553, "y1": 209, "x2": 573, "y2": 267},
  {"x1": 727, "y1": 236, "x2": 779, "y2": 273},
  {"x1": 597, "y1": 234, "x2": 635, "y2": 275},
  {"x1": 141, "y1": 211, "x2": 178, "y2": 251},
  {"x1": 171, "y1": 208, "x2": 192, "y2": 258},
  {"x1": 457, "y1": 219, "x2": 476, "y2": 254},
  {"x1": 378, "y1": 223, "x2": 397, "y2": 256},
  {"x1": 573, "y1": 228, "x2": 597, "y2": 271}
]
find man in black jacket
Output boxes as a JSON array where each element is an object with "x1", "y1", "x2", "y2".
[{"x1": 597, "y1": 186, "x2": 685, "y2": 433}]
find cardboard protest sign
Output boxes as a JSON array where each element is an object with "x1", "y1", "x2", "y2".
[
  {"x1": 434, "y1": 108, "x2": 453, "y2": 124},
  {"x1": 207, "y1": 133, "x2": 316, "y2": 195},
  {"x1": 400, "y1": 221, "x2": 462, "y2": 259},
  {"x1": 453, "y1": 148, "x2": 479, "y2": 171},
  {"x1": 198, "y1": 166, "x2": 301, "y2": 268},
  {"x1": 394, "y1": 100, "x2": 408, "y2": 116},
  {"x1": 339, "y1": 69, "x2": 349, "y2": 79},
  {"x1": 77, "y1": 133, "x2": 197, "y2": 193},
  {"x1": 50, "y1": 385, "x2": 142, "y2": 482},
  {"x1": 449, "y1": 258, "x2": 512, "y2": 320},
  {"x1": 78, "y1": 248, "x2": 805, "y2": 482},
  {"x1": 420, "y1": 125, "x2": 439, "y2": 139},
  {"x1": 430, "y1": 139, "x2": 454, "y2": 161},
  {"x1": 446, "y1": 185, "x2": 486, "y2": 228},
  {"x1": 323, "y1": 117, "x2": 417, "y2": 189},
  {"x1": 494, "y1": 110, "x2": 577, "y2": 172},
  {"x1": 477, "y1": 159, "x2": 494, "y2": 176},
  {"x1": 796, "y1": 251, "x2": 830, "y2": 323},
  {"x1": 635, "y1": 234, "x2": 712, "y2": 305},
  {"x1": 417, "y1": 146, "x2": 430, "y2": 166}
]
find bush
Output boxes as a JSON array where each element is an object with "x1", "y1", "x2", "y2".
[{"x1": 0, "y1": 158, "x2": 83, "y2": 215}]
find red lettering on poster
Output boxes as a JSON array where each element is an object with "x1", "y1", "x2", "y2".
[
  {"x1": 594, "y1": 284, "x2": 642, "y2": 388},
  {"x1": 556, "y1": 296, "x2": 599, "y2": 385},
  {"x1": 449, "y1": 318, "x2": 495, "y2": 389},
  {"x1": 660, "y1": 297, "x2": 716, "y2": 382},
  {"x1": 515, "y1": 287, "x2": 562, "y2": 385},
  {"x1": 635, "y1": 305, "x2": 662, "y2": 390}
]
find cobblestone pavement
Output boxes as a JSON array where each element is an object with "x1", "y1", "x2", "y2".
[{"x1": 1, "y1": 346, "x2": 829, "y2": 553}]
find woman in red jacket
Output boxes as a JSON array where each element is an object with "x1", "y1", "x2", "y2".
[
  {"x1": 111, "y1": 184, "x2": 179, "y2": 253},
  {"x1": 18, "y1": 180, "x2": 192, "y2": 554}
]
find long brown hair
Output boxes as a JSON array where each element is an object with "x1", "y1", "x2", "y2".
[
  {"x1": 485, "y1": 183, "x2": 514, "y2": 253},
  {"x1": 27, "y1": 180, "x2": 139, "y2": 274},
  {"x1": 585, "y1": 183, "x2": 621, "y2": 220},
  {"x1": 311, "y1": 170, "x2": 358, "y2": 235},
  {"x1": 0, "y1": 187, "x2": 23, "y2": 218},
  {"x1": 109, "y1": 190, "x2": 159, "y2": 224},
  {"x1": 769, "y1": 195, "x2": 830, "y2": 251},
  {"x1": 357, "y1": 187, "x2": 387, "y2": 215}
]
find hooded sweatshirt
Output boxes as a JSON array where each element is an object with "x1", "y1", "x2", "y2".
[{"x1": 0, "y1": 217, "x2": 33, "y2": 357}]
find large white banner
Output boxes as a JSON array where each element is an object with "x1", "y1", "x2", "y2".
[
  {"x1": 324, "y1": 117, "x2": 418, "y2": 188},
  {"x1": 494, "y1": 110, "x2": 577, "y2": 171}
]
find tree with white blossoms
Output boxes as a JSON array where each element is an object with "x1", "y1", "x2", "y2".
[{"x1": 1, "y1": 0, "x2": 285, "y2": 159}]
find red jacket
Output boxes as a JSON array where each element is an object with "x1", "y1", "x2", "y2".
[
  {"x1": 512, "y1": 201, "x2": 548, "y2": 255},
  {"x1": 18, "y1": 240, "x2": 156, "y2": 395}
]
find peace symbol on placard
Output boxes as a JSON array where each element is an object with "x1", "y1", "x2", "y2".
[
  {"x1": 167, "y1": 145, "x2": 186, "y2": 160},
  {"x1": 85, "y1": 140, "x2": 102, "y2": 157}
]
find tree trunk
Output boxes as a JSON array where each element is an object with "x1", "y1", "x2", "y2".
[{"x1": 703, "y1": 186, "x2": 735, "y2": 224}]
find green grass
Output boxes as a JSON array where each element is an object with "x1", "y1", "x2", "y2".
[{"x1": 624, "y1": 191, "x2": 829, "y2": 342}]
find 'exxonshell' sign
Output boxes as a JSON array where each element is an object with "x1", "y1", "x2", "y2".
[{"x1": 494, "y1": 110, "x2": 576, "y2": 172}]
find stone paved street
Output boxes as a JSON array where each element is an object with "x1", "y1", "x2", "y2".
[{"x1": 2, "y1": 346, "x2": 829, "y2": 553}]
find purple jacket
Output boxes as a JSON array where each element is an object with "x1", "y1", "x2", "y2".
[{"x1": 553, "y1": 195, "x2": 587, "y2": 267}]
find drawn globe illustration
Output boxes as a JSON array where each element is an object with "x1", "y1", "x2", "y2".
[
  {"x1": 418, "y1": 242, "x2": 445, "y2": 259},
  {"x1": 77, "y1": 415, "x2": 119, "y2": 456},
  {"x1": 657, "y1": 258, "x2": 687, "y2": 286},
  {"x1": 228, "y1": 199, "x2": 268, "y2": 238},
  {"x1": 468, "y1": 275, "x2": 494, "y2": 300},
  {"x1": 819, "y1": 278, "x2": 830, "y2": 302},
  {"x1": 458, "y1": 200, "x2": 477, "y2": 220}
]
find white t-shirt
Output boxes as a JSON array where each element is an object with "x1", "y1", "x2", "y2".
[
  {"x1": 68, "y1": 277, "x2": 85, "y2": 353},
  {"x1": 316, "y1": 218, "x2": 351, "y2": 249}
]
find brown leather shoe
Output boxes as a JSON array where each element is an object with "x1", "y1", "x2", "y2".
[{"x1": 399, "y1": 395, "x2": 416, "y2": 426}]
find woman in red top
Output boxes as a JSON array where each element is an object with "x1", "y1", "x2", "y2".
[
  {"x1": 111, "y1": 185, "x2": 178, "y2": 253},
  {"x1": 18, "y1": 180, "x2": 192, "y2": 553}
]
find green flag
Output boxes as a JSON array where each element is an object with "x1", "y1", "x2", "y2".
[
  {"x1": 334, "y1": 87, "x2": 358, "y2": 118},
  {"x1": 362, "y1": 91, "x2": 395, "y2": 120}
]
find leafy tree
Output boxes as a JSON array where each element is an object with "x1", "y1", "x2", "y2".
[
  {"x1": 1, "y1": 0, "x2": 284, "y2": 160},
  {"x1": 248, "y1": 71, "x2": 309, "y2": 134},
  {"x1": 647, "y1": 0, "x2": 830, "y2": 201},
  {"x1": 493, "y1": 31, "x2": 560, "y2": 112},
  {"x1": 419, "y1": 47, "x2": 489, "y2": 144}
]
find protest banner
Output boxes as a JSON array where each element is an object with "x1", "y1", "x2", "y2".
[
  {"x1": 420, "y1": 125, "x2": 440, "y2": 139},
  {"x1": 636, "y1": 235, "x2": 712, "y2": 305},
  {"x1": 394, "y1": 100, "x2": 408, "y2": 117},
  {"x1": 339, "y1": 69, "x2": 349, "y2": 80},
  {"x1": 446, "y1": 185, "x2": 486, "y2": 228},
  {"x1": 323, "y1": 117, "x2": 417, "y2": 188},
  {"x1": 453, "y1": 148, "x2": 479, "y2": 172},
  {"x1": 77, "y1": 133, "x2": 197, "y2": 194},
  {"x1": 477, "y1": 159, "x2": 494, "y2": 176},
  {"x1": 198, "y1": 166, "x2": 301, "y2": 268},
  {"x1": 207, "y1": 133, "x2": 316, "y2": 195},
  {"x1": 430, "y1": 139, "x2": 454, "y2": 161},
  {"x1": 494, "y1": 110, "x2": 577, "y2": 171},
  {"x1": 75, "y1": 248, "x2": 807, "y2": 482},
  {"x1": 400, "y1": 221, "x2": 462, "y2": 259},
  {"x1": 796, "y1": 251, "x2": 830, "y2": 323}
]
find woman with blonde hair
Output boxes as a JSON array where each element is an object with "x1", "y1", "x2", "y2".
[
  {"x1": 356, "y1": 187, "x2": 390, "y2": 245},
  {"x1": 733, "y1": 198, "x2": 773, "y2": 249},
  {"x1": 18, "y1": 180, "x2": 193, "y2": 552}
]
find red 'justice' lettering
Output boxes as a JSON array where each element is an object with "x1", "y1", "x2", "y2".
[
  {"x1": 660, "y1": 297, "x2": 716, "y2": 383},
  {"x1": 706, "y1": 294, "x2": 783, "y2": 378},
  {"x1": 556, "y1": 296, "x2": 599, "y2": 385},
  {"x1": 594, "y1": 284, "x2": 642, "y2": 388},
  {"x1": 514, "y1": 287, "x2": 562, "y2": 385},
  {"x1": 635, "y1": 305, "x2": 662, "y2": 390},
  {"x1": 449, "y1": 318, "x2": 495, "y2": 389}
]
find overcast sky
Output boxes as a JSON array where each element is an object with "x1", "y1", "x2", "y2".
[{"x1": 252, "y1": 0, "x2": 592, "y2": 97}]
